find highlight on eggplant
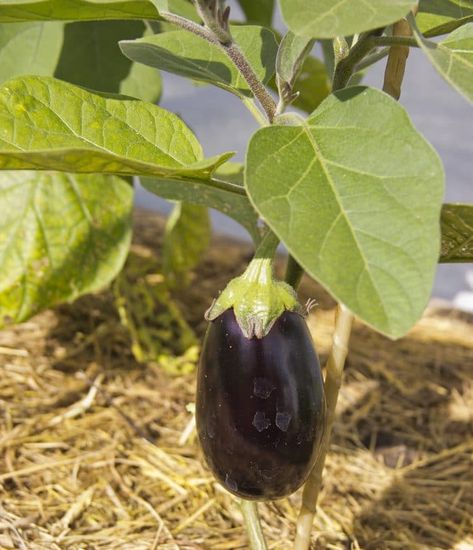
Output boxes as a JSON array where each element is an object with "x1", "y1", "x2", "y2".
[{"x1": 196, "y1": 307, "x2": 326, "y2": 500}]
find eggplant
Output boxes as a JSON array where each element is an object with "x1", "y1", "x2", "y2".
[{"x1": 196, "y1": 308, "x2": 325, "y2": 500}]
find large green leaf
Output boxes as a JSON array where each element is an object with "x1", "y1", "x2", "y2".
[
  {"x1": 0, "y1": 0, "x2": 158, "y2": 21},
  {"x1": 120, "y1": 25, "x2": 278, "y2": 97},
  {"x1": 0, "y1": 22, "x2": 64, "y2": 82},
  {"x1": 163, "y1": 202, "x2": 210, "y2": 287},
  {"x1": 417, "y1": 0, "x2": 473, "y2": 37},
  {"x1": 440, "y1": 204, "x2": 473, "y2": 262},
  {"x1": 411, "y1": 19, "x2": 473, "y2": 103},
  {"x1": 0, "y1": 171, "x2": 132, "y2": 326},
  {"x1": 55, "y1": 20, "x2": 161, "y2": 102},
  {"x1": 279, "y1": 0, "x2": 416, "y2": 39},
  {"x1": 141, "y1": 162, "x2": 262, "y2": 243},
  {"x1": 246, "y1": 87, "x2": 444, "y2": 339},
  {"x1": 0, "y1": 76, "x2": 232, "y2": 177},
  {"x1": 237, "y1": 0, "x2": 275, "y2": 26},
  {"x1": 0, "y1": 0, "x2": 198, "y2": 22}
]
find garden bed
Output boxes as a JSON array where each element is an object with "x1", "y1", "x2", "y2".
[{"x1": 0, "y1": 210, "x2": 472, "y2": 549}]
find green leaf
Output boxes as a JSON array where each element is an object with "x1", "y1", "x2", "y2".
[
  {"x1": 246, "y1": 86, "x2": 444, "y2": 339},
  {"x1": 163, "y1": 202, "x2": 210, "y2": 287},
  {"x1": 0, "y1": 0, "x2": 159, "y2": 22},
  {"x1": 149, "y1": 0, "x2": 199, "y2": 20},
  {"x1": 237, "y1": 0, "x2": 275, "y2": 26},
  {"x1": 55, "y1": 20, "x2": 161, "y2": 102},
  {"x1": 141, "y1": 162, "x2": 262, "y2": 243},
  {"x1": 0, "y1": 22, "x2": 64, "y2": 82},
  {"x1": 120, "y1": 56, "x2": 162, "y2": 103},
  {"x1": 120, "y1": 25, "x2": 278, "y2": 97},
  {"x1": 440, "y1": 203, "x2": 473, "y2": 262},
  {"x1": 410, "y1": 18, "x2": 473, "y2": 103},
  {"x1": 0, "y1": 171, "x2": 132, "y2": 326},
  {"x1": 279, "y1": 0, "x2": 416, "y2": 38},
  {"x1": 417, "y1": 0, "x2": 473, "y2": 37},
  {"x1": 0, "y1": 76, "x2": 232, "y2": 178},
  {"x1": 276, "y1": 31, "x2": 314, "y2": 100},
  {"x1": 291, "y1": 55, "x2": 331, "y2": 114}
]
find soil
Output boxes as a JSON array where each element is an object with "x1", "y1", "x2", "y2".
[{"x1": 0, "y1": 209, "x2": 472, "y2": 549}]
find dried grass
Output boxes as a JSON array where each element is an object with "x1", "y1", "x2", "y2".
[{"x1": 0, "y1": 210, "x2": 472, "y2": 549}]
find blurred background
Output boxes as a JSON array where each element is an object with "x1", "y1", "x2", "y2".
[{"x1": 135, "y1": 0, "x2": 473, "y2": 305}]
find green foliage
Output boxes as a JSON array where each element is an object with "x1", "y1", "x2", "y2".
[
  {"x1": 417, "y1": 0, "x2": 473, "y2": 37},
  {"x1": 276, "y1": 32, "x2": 314, "y2": 104},
  {"x1": 149, "y1": 0, "x2": 199, "y2": 20},
  {"x1": 440, "y1": 204, "x2": 473, "y2": 262},
  {"x1": 163, "y1": 202, "x2": 211, "y2": 287},
  {"x1": 55, "y1": 20, "x2": 161, "y2": 101},
  {"x1": 0, "y1": 76, "x2": 232, "y2": 177},
  {"x1": 0, "y1": 22, "x2": 64, "y2": 82},
  {"x1": 0, "y1": 0, "x2": 159, "y2": 22},
  {"x1": 120, "y1": 25, "x2": 278, "y2": 97},
  {"x1": 411, "y1": 19, "x2": 473, "y2": 104},
  {"x1": 279, "y1": 0, "x2": 415, "y2": 38},
  {"x1": 0, "y1": 0, "x2": 470, "y2": 341},
  {"x1": 114, "y1": 251, "x2": 198, "y2": 370},
  {"x1": 119, "y1": 54, "x2": 162, "y2": 103},
  {"x1": 141, "y1": 162, "x2": 262, "y2": 243},
  {"x1": 0, "y1": 171, "x2": 133, "y2": 327},
  {"x1": 292, "y1": 55, "x2": 331, "y2": 114},
  {"x1": 246, "y1": 87, "x2": 444, "y2": 338},
  {"x1": 237, "y1": 0, "x2": 275, "y2": 26}
]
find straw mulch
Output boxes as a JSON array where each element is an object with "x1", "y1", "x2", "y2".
[{"x1": 0, "y1": 210, "x2": 472, "y2": 550}]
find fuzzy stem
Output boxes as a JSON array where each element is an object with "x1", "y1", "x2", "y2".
[
  {"x1": 193, "y1": 0, "x2": 232, "y2": 44},
  {"x1": 293, "y1": 305, "x2": 354, "y2": 550},
  {"x1": 160, "y1": 11, "x2": 277, "y2": 122},
  {"x1": 223, "y1": 41, "x2": 277, "y2": 121},
  {"x1": 240, "y1": 500, "x2": 268, "y2": 550}
]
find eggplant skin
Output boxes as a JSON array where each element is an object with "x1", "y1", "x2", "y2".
[{"x1": 196, "y1": 308, "x2": 326, "y2": 500}]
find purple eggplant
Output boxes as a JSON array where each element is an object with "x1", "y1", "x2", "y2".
[{"x1": 196, "y1": 308, "x2": 325, "y2": 500}]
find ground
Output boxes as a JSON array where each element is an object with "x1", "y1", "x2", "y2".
[{"x1": 0, "y1": 210, "x2": 472, "y2": 549}]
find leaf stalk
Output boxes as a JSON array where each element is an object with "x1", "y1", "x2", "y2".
[
  {"x1": 160, "y1": 8, "x2": 277, "y2": 122},
  {"x1": 240, "y1": 500, "x2": 268, "y2": 550},
  {"x1": 293, "y1": 305, "x2": 354, "y2": 550}
]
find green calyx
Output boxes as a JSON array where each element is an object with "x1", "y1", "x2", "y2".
[{"x1": 205, "y1": 256, "x2": 301, "y2": 339}]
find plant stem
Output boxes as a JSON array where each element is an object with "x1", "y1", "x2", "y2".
[
  {"x1": 223, "y1": 41, "x2": 277, "y2": 121},
  {"x1": 253, "y1": 229, "x2": 279, "y2": 260},
  {"x1": 160, "y1": 10, "x2": 277, "y2": 122},
  {"x1": 373, "y1": 35, "x2": 419, "y2": 48},
  {"x1": 332, "y1": 30, "x2": 382, "y2": 91},
  {"x1": 193, "y1": 0, "x2": 232, "y2": 44},
  {"x1": 354, "y1": 47, "x2": 390, "y2": 72},
  {"x1": 284, "y1": 255, "x2": 304, "y2": 289},
  {"x1": 293, "y1": 305, "x2": 354, "y2": 550},
  {"x1": 382, "y1": 18, "x2": 413, "y2": 100},
  {"x1": 240, "y1": 500, "x2": 268, "y2": 550}
]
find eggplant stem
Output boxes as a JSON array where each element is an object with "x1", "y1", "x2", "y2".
[
  {"x1": 293, "y1": 304, "x2": 354, "y2": 550},
  {"x1": 240, "y1": 500, "x2": 268, "y2": 550}
]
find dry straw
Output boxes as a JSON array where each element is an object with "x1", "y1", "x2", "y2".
[{"x1": 1, "y1": 211, "x2": 472, "y2": 549}]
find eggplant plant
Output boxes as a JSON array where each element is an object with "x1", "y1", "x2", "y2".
[{"x1": 0, "y1": 0, "x2": 472, "y2": 548}]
